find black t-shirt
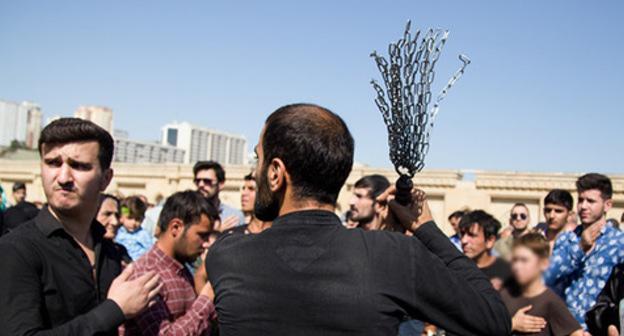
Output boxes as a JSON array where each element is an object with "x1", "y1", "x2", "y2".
[
  {"x1": 481, "y1": 257, "x2": 512, "y2": 289},
  {"x1": 501, "y1": 286, "x2": 581, "y2": 336}
]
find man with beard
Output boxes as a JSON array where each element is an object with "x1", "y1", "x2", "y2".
[
  {"x1": 193, "y1": 161, "x2": 244, "y2": 232},
  {"x1": 545, "y1": 173, "x2": 624, "y2": 329},
  {"x1": 0, "y1": 118, "x2": 160, "y2": 335},
  {"x1": 205, "y1": 103, "x2": 510, "y2": 336},
  {"x1": 122, "y1": 191, "x2": 218, "y2": 336},
  {"x1": 495, "y1": 203, "x2": 532, "y2": 260},
  {"x1": 348, "y1": 174, "x2": 390, "y2": 231}
]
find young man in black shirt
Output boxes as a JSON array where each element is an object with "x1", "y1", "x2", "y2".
[
  {"x1": 0, "y1": 118, "x2": 161, "y2": 335},
  {"x1": 206, "y1": 103, "x2": 511, "y2": 335},
  {"x1": 460, "y1": 210, "x2": 512, "y2": 291}
]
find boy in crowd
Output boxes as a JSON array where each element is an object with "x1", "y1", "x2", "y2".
[
  {"x1": 116, "y1": 196, "x2": 154, "y2": 260},
  {"x1": 501, "y1": 233, "x2": 583, "y2": 336},
  {"x1": 232, "y1": 173, "x2": 271, "y2": 234},
  {"x1": 460, "y1": 209, "x2": 512, "y2": 290},
  {"x1": 541, "y1": 189, "x2": 575, "y2": 253},
  {"x1": 448, "y1": 210, "x2": 465, "y2": 251},
  {"x1": 545, "y1": 173, "x2": 624, "y2": 329}
]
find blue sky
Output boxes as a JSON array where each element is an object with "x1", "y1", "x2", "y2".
[{"x1": 1, "y1": 1, "x2": 622, "y2": 173}]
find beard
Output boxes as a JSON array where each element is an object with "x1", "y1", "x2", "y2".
[{"x1": 254, "y1": 164, "x2": 280, "y2": 222}]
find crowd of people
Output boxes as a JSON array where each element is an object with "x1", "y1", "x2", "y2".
[{"x1": 0, "y1": 104, "x2": 622, "y2": 336}]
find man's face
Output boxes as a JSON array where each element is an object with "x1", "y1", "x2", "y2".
[
  {"x1": 449, "y1": 216, "x2": 462, "y2": 234},
  {"x1": 195, "y1": 169, "x2": 221, "y2": 199},
  {"x1": 461, "y1": 224, "x2": 494, "y2": 261},
  {"x1": 349, "y1": 188, "x2": 375, "y2": 225},
  {"x1": 253, "y1": 130, "x2": 281, "y2": 222},
  {"x1": 544, "y1": 203, "x2": 569, "y2": 231},
  {"x1": 241, "y1": 179, "x2": 257, "y2": 213},
  {"x1": 97, "y1": 198, "x2": 120, "y2": 239},
  {"x1": 578, "y1": 189, "x2": 611, "y2": 226},
  {"x1": 511, "y1": 246, "x2": 548, "y2": 286},
  {"x1": 13, "y1": 188, "x2": 26, "y2": 203},
  {"x1": 510, "y1": 206, "x2": 530, "y2": 231},
  {"x1": 174, "y1": 214, "x2": 212, "y2": 263},
  {"x1": 41, "y1": 141, "x2": 111, "y2": 218}
]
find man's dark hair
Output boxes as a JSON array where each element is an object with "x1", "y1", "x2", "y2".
[
  {"x1": 244, "y1": 173, "x2": 254, "y2": 181},
  {"x1": 354, "y1": 175, "x2": 390, "y2": 200},
  {"x1": 12, "y1": 182, "x2": 26, "y2": 192},
  {"x1": 459, "y1": 210, "x2": 502, "y2": 240},
  {"x1": 38, "y1": 118, "x2": 114, "y2": 170},
  {"x1": 512, "y1": 203, "x2": 528, "y2": 211},
  {"x1": 448, "y1": 210, "x2": 465, "y2": 221},
  {"x1": 576, "y1": 173, "x2": 613, "y2": 200},
  {"x1": 262, "y1": 103, "x2": 354, "y2": 205},
  {"x1": 158, "y1": 190, "x2": 220, "y2": 232},
  {"x1": 193, "y1": 161, "x2": 225, "y2": 182},
  {"x1": 544, "y1": 189, "x2": 573, "y2": 211}
]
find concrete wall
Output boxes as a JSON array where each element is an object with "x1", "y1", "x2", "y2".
[{"x1": 1, "y1": 160, "x2": 623, "y2": 235}]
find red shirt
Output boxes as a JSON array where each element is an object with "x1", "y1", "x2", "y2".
[{"x1": 121, "y1": 245, "x2": 215, "y2": 336}]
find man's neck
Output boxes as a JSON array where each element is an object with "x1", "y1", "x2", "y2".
[
  {"x1": 475, "y1": 252, "x2": 497, "y2": 269},
  {"x1": 278, "y1": 199, "x2": 335, "y2": 218},
  {"x1": 49, "y1": 206, "x2": 94, "y2": 245},
  {"x1": 520, "y1": 277, "x2": 546, "y2": 298},
  {"x1": 358, "y1": 216, "x2": 381, "y2": 231},
  {"x1": 156, "y1": 240, "x2": 177, "y2": 261},
  {"x1": 545, "y1": 226, "x2": 563, "y2": 242},
  {"x1": 248, "y1": 217, "x2": 271, "y2": 233},
  {"x1": 512, "y1": 227, "x2": 529, "y2": 238},
  {"x1": 583, "y1": 217, "x2": 607, "y2": 231}
]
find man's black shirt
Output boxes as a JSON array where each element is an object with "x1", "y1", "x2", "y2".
[
  {"x1": 1, "y1": 201, "x2": 39, "y2": 235},
  {"x1": 206, "y1": 210, "x2": 511, "y2": 336},
  {"x1": 0, "y1": 206, "x2": 125, "y2": 335}
]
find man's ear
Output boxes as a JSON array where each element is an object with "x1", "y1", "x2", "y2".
[
  {"x1": 168, "y1": 218, "x2": 184, "y2": 238},
  {"x1": 485, "y1": 236, "x2": 496, "y2": 249},
  {"x1": 540, "y1": 258, "x2": 550, "y2": 272},
  {"x1": 100, "y1": 168, "x2": 114, "y2": 191},
  {"x1": 218, "y1": 181, "x2": 225, "y2": 191},
  {"x1": 268, "y1": 158, "x2": 287, "y2": 193},
  {"x1": 605, "y1": 198, "x2": 613, "y2": 213}
]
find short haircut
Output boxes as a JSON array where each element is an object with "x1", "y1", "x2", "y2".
[
  {"x1": 157, "y1": 190, "x2": 219, "y2": 232},
  {"x1": 459, "y1": 210, "x2": 501, "y2": 240},
  {"x1": 121, "y1": 196, "x2": 147, "y2": 220},
  {"x1": 448, "y1": 210, "x2": 465, "y2": 221},
  {"x1": 511, "y1": 203, "x2": 528, "y2": 212},
  {"x1": 262, "y1": 104, "x2": 354, "y2": 205},
  {"x1": 38, "y1": 118, "x2": 114, "y2": 170},
  {"x1": 193, "y1": 161, "x2": 225, "y2": 182},
  {"x1": 576, "y1": 173, "x2": 613, "y2": 200},
  {"x1": 513, "y1": 232, "x2": 550, "y2": 259},
  {"x1": 244, "y1": 172, "x2": 255, "y2": 181},
  {"x1": 354, "y1": 174, "x2": 390, "y2": 199},
  {"x1": 12, "y1": 182, "x2": 26, "y2": 192},
  {"x1": 544, "y1": 189, "x2": 573, "y2": 211}
]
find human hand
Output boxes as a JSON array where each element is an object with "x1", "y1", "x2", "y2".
[
  {"x1": 194, "y1": 248, "x2": 209, "y2": 294},
  {"x1": 199, "y1": 281, "x2": 215, "y2": 301},
  {"x1": 107, "y1": 263, "x2": 162, "y2": 318},
  {"x1": 214, "y1": 215, "x2": 239, "y2": 232},
  {"x1": 608, "y1": 325, "x2": 619, "y2": 336},
  {"x1": 376, "y1": 185, "x2": 433, "y2": 233},
  {"x1": 511, "y1": 305, "x2": 546, "y2": 333},
  {"x1": 580, "y1": 223, "x2": 601, "y2": 253}
]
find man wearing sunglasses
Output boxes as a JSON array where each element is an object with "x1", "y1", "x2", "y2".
[
  {"x1": 193, "y1": 161, "x2": 245, "y2": 232},
  {"x1": 495, "y1": 203, "x2": 532, "y2": 260}
]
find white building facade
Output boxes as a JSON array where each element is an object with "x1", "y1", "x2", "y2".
[
  {"x1": 161, "y1": 122, "x2": 247, "y2": 165},
  {"x1": 114, "y1": 138, "x2": 185, "y2": 164},
  {"x1": 0, "y1": 100, "x2": 42, "y2": 148},
  {"x1": 74, "y1": 106, "x2": 113, "y2": 134}
]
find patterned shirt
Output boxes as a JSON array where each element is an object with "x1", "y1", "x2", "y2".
[
  {"x1": 121, "y1": 245, "x2": 215, "y2": 336},
  {"x1": 116, "y1": 226, "x2": 155, "y2": 261},
  {"x1": 545, "y1": 223, "x2": 624, "y2": 328}
]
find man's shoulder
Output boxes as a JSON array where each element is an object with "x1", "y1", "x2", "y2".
[{"x1": 0, "y1": 219, "x2": 39, "y2": 245}]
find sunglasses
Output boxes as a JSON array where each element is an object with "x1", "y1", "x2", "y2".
[
  {"x1": 511, "y1": 213, "x2": 527, "y2": 221},
  {"x1": 194, "y1": 178, "x2": 216, "y2": 187}
]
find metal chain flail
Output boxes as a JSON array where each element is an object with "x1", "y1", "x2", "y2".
[{"x1": 370, "y1": 21, "x2": 471, "y2": 178}]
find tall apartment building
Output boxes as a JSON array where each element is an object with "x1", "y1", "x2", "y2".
[
  {"x1": 114, "y1": 138, "x2": 185, "y2": 164},
  {"x1": 161, "y1": 122, "x2": 247, "y2": 165},
  {"x1": 0, "y1": 100, "x2": 43, "y2": 148},
  {"x1": 74, "y1": 106, "x2": 113, "y2": 134}
]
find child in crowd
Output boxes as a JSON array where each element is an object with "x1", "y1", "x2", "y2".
[
  {"x1": 501, "y1": 233, "x2": 583, "y2": 336},
  {"x1": 115, "y1": 196, "x2": 154, "y2": 260}
]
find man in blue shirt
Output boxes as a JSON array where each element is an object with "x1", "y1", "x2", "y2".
[
  {"x1": 193, "y1": 161, "x2": 245, "y2": 231},
  {"x1": 545, "y1": 173, "x2": 624, "y2": 329}
]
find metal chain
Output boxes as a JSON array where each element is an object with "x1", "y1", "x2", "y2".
[{"x1": 370, "y1": 21, "x2": 470, "y2": 177}]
